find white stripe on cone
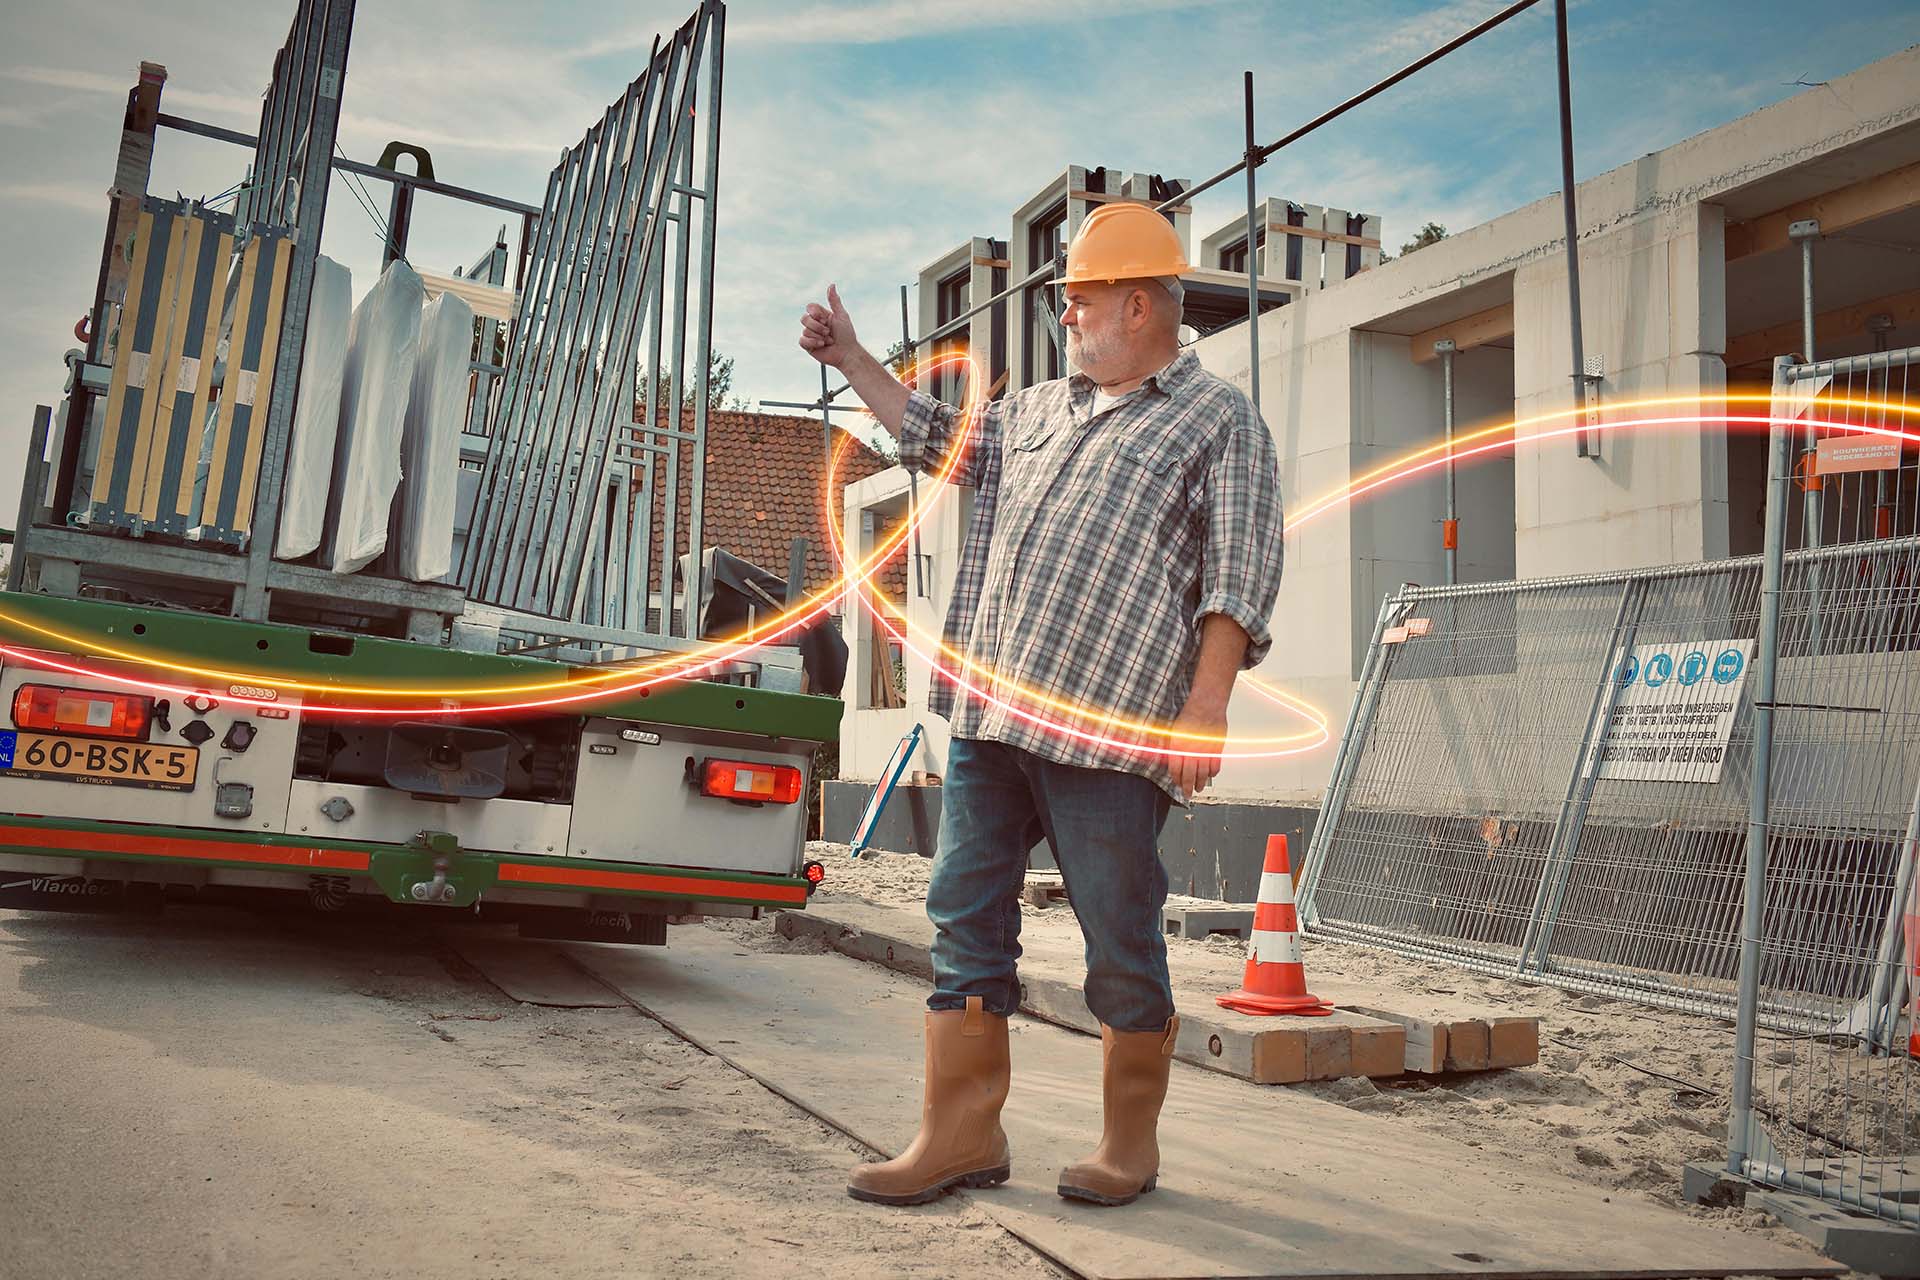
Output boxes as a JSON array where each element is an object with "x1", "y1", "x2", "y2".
[
  {"x1": 1258, "y1": 869, "x2": 1296, "y2": 907},
  {"x1": 1250, "y1": 928, "x2": 1304, "y2": 966}
]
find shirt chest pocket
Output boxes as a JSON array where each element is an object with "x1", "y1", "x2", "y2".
[
  {"x1": 1107, "y1": 431, "x2": 1198, "y2": 515},
  {"x1": 1003, "y1": 420, "x2": 1059, "y2": 490}
]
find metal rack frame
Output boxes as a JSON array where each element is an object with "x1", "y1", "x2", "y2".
[{"x1": 15, "y1": 0, "x2": 741, "y2": 667}]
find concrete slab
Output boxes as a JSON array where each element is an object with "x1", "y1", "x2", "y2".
[
  {"x1": 1749, "y1": 1188, "x2": 1920, "y2": 1277},
  {"x1": 567, "y1": 927, "x2": 1838, "y2": 1280},
  {"x1": 446, "y1": 936, "x2": 624, "y2": 1008},
  {"x1": 1164, "y1": 903, "x2": 1256, "y2": 941}
]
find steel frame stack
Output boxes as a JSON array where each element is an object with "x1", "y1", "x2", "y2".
[
  {"x1": 458, "y1": 0, "x2": 724, "y2": 644},
  {"x1": 14, "y1": 0, "x2": 745, "y2": 664}
]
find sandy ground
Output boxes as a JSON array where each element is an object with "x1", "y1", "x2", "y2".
[
  {"x1": 0, "y1": 903, "x2": 1059, "y2": 1280},
  {"x1": 802, "y1": 843, "x2": 1894, "y2": 1267}
]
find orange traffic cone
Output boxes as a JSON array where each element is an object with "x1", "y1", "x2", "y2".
[{"x1": 1216, "y1": 835, "x2": 1333, "y2": 1017}]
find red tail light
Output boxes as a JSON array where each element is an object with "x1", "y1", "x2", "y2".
[
  {"x1": 11, "y1": 685, "x2": 152, "y2": 741},
  {"x1": 696, "y1": 759, "x2": 803, "y2": 805},
  {"x1": 802, "y1": 860, "x2": 826, "y2": 895}
]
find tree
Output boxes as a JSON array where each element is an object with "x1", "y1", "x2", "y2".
[
  {"x1": 1380, "y1": 221, "x2": 1448, "y2": 264},
  {"x1": 636, "y1": 349, "x2": 748, "y2": 412}
]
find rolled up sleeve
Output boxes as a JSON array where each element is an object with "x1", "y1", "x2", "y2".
[
  {"x1": 1196, "y1": 422, "x2": 1284, "y2": 668},
  {"x1": 898, "y1": 390, "x2": 1002, "y2": 490}
]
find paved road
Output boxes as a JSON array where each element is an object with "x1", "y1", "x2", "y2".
[{"x1": 0, "y1": 903, "x2": 1052, "y2": 1280}]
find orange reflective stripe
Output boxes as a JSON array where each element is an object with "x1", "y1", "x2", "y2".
[
  {"x1": 0, "y1": 822, "x2": 369, "y2": 871},
  {"x1": 497, "y1": 861, "x2": 806, "y2": 905}
]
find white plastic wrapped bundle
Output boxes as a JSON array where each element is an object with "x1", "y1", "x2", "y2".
[
  {"x1": 393, "y1": 291, "x2": 473, "y2": 581},
  {"x1": 274, "y1": 254, "x2": 351, "y2": 559},
  {"x1": 323, "y1": 259, "x2": 423, "y2": 573}
]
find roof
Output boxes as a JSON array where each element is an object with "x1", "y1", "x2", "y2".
[{"x1": 637, "y1": 407, "x2": 908, "y2": 604}]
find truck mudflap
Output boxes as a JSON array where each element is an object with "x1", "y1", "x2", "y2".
[{"x1": 0, "y1": 815, "x2": 818, "y2": 912}]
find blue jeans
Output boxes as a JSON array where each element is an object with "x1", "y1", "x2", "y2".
[{"x1": 926, "y1": 737, "x2": 1174, "y2": 1033}]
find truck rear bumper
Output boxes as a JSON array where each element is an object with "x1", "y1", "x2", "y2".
[{"x1": 0, "y1": 814, "x2": 812, "y2": 912}]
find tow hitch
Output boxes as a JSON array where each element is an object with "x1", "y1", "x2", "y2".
[{"x1": 368, "y1": 831, "x2": 494, "y2": 908}]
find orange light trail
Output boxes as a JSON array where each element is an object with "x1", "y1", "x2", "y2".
[
  {"x1": 4, "y1": 382, "x2": 1914, "y2": 743},
  {"x1": 822, "y1": 387, "x2": 1919, "y2": 760}
]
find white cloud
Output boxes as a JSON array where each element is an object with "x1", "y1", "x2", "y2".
[
  {"x1": 0, "y1": 180, "x2": 109, "y2": 212},
  {"x1": 0, "y1": 65, "x2": 263, "y2": 120}
]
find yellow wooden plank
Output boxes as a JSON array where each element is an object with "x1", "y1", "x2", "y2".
[
  {"x1": 91, "y1": 209, "x2": 157, "y2": 512},
  {"x1": 1409, "y1": 301, "x2": 1516, "y2": 364},
  {"x1": 137, "y1": 212, "x2": 207, "y2": 521},
  {"x1": 170, "y1": 227, "x2": 235, "y2": 524},
  {"x1": 1725, "y1": 284, "x2": 1920, "y2": 369},
  {"x1": 232, "y1": 239, "x2": 291, "y2": 536},
  {"x1": 123, "y1": 211, "x2": 192, "y2": 518},
  {"x1": 1726, "y1": 160, "x2": 1920, "y2": 261},
  {"x1": 198, "y1": 236, "x2": 261, "y2": 529}
]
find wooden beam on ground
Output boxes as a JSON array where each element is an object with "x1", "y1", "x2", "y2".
[
  {"x1": 1724, "y1": 284, "x2": 1920, "y2": 368},
  {"x1": 1725, "y1": 160, "x2": 1920, "y2": 261},
  {"x1": 1409, "y1": 301, "x2": 1515, "y2": 362}
]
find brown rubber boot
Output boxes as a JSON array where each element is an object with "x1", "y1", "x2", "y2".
[
  {"x1": 1057, "y1": 1015, "x2": 1178, "y2": 1206},
  {"x1": 847, "y1": 996, "x2": 1012, "y2": 1205}
]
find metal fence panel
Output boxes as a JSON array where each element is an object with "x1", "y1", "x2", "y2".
[
  {"x1": 1302, "y1": 536, "x2": 1920, "y2": 1023},
  {"x1": 1300, "y1": 342, "x2": 1920, "y2": 1227},
  {"x1": 1729, "y1": 346, "x2": 1920, "y2": 1228}
]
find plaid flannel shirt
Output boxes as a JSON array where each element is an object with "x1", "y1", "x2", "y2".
[{"x1": 898, "y1": 348, "x2": 1284, "y2": 800}]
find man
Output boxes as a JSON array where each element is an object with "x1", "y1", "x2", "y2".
[{"x1": 797, "y1": 201, "x2": 1284, "y2": 1209}]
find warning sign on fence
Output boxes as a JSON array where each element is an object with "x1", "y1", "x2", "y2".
[{"x1": 1589, "y1": 640, "x2": 1753, "y2": 784}]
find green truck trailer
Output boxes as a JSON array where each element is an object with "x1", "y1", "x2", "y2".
[{"x1": 0, "y1": 0, "x2": 841, "y2": 941}]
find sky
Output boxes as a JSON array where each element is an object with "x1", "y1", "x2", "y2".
[{"x1": 1, "y1": 0, "x2": 1918, "y2": 496}]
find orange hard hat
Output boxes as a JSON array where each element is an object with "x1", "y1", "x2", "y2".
[{"x1": 1055, "y1": 201, "x2": 1191, "y2": 285}]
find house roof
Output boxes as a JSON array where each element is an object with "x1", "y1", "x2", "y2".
[{"x1": 637, "y1": 408, "x2": 908, "y2": 604}]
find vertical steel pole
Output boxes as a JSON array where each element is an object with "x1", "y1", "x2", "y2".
[
  {"x1": 1792, "y1": 220, "x2": 1824, "y2": 655},
  {"x1": 1729, "y1": 355, "x2": 1797, "y2": 1176},
  {"x1": 900, "y1": 283, "x2": 925, "y2": 599},
  {"x1": 1438, "y1": 338, "x2": 1458, "y2": 585},
  {"x1": 820, "y1": 364, "x2": 836, "y2": 625},
  {"x1": 9, "y1": 406, "x2": 51, "y2": 593},
  {"x1": 1554, "y1": 0, "x2": 1593, "y2": 459},
  {"x1": 1242, "y1": 71, "x2": 1262, "y2": 412},
  {"x1": 685, "y1": 5, "x2": 723, "y2": 638},
  {"x1": 1796, "y1": 220, "x2": 1821, "y2": 550},
  {"x1": 239, "y1": 0, "x2": 358, "y2": 620},
  {"x1": 1871, "y1": 313, "x2": 1894, "y2": 538},
  {"x1": 820, "y1": 365, "x2": 833, "y2": 475}
]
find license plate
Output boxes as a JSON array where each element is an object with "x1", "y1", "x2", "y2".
[{"x1": 0, "y1": 731, "x2": 198, "y2": 792}]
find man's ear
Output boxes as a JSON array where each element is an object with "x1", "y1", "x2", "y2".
[{"x1": 1129, "y1": 287, "x2": 1152, "y2": 331}]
